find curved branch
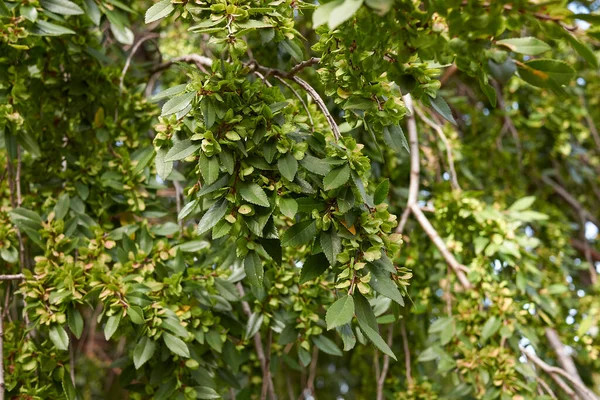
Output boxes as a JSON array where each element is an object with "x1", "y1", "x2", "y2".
[{"x1": 274, "y1": 76, "x2": 314, "y2": 132}]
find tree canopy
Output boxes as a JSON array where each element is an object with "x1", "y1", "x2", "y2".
[{"x1": 1, "y1": 0, "x2": 600, "y2": 399}]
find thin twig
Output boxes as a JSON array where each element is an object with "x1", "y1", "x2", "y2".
[
  {"x1": 542, "y1": 175, "x2": 599, "y2": 227},
  {"x1": 579, "y1": 94, "x2": 600, "y2": 153},
  {"x1": 376, "y1": 325, "x2": 395, "y2": 400},
  {"x1": 399, "y1": 94, "x2": 472, "y2": 290},
  {"x1": 492, "y1": 80, "x2": 522, "y2": 167},
  {"x1": 400, "y1": 320, "x2": 412, "y2": 386},
  {"x1": 305, "y1": 346, "x2": 319, "y2": 398},
  {"x1": 288, "y1": 57, "x2": 321, "y2": 76},
  {"x1": 261, "y1": 330, "x2": 274, "y2": 400},
  {"x1": 274, "y1": 76, "x2": 314, "y2": 132},
  {"x1": 414, "y1": 106, "x2": 461, "y2": 190},
  {"x1": 536, "y1": 376, "x2": 558, "y2": 400},
  {"x1": 0, "y1": 304, "x2": 5, "y2": 400},
  {"x1": 236, "y1": 284, "x2": 276, "y2": 400},
  {"x1": 152, "y1": 54, "x2": 214, "y2": 73},
  {"x1": 119, "y1": 33, "x2": 160, "y2": 92},
  {"x1": 69, "y1": 333, "x2": 76, "y2": 386},
  {"x1": 0, "y1": 275, "x2": 24, "y2": 281},
  {"x1": 292, "y1": 76, "x2": 340, "y2": 140}
]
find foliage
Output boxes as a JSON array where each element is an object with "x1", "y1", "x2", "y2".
[{"x1": 1, "y1": 0, "x2": 600, "y2": 399}]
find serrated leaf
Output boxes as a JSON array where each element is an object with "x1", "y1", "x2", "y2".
[
  {"x1": 359, "y1": 322, "x2": 396, "y2": 360},
  {"x1": 278, "y1": 153, "x2": 298, "y2": 181},
  {"x1": 518, "y1": 59, "x2": 575, "y2": 88},
  {"x1": 245, "y1": 312, "x2": 264, "y2": 340},
  {"x1": 565, "y1": 33, "x2": 599, "y2": 68},
  {"x1": 326, "y1": 295, "x2": 355, "y2": 330},
  {"x1": 281, "y1": 220, "x2": 317, "y2": 247},
  {"x1": 300, "y1": 154, "x2": 332, "y2": 176},
  {"x1": 49, "y1": 325, "x2": 69, "y2": 351},
  {"x1": 236, "y1": 19, "x2": 273, "y2": 29},
  {"x1": 300, "y1": 253, "x2": 329, "y2": 284},
  {"x1": 163, "y1": 333, "x2": 190, "y2": 358},
  {"x1": 197, "y1": 198, "x2": 229, "y2": 235},
  {"x1": 429, "y1": 95, "x2": 456, "y2": 125},
  {"x1": 164, "y1": 140, "x2": 201, "y2": 162},
  {"x1": 133, "y1": 336, "x2": 157, "y2": 369},
  {"x1": 374, "y1": 179, "x2": 389, "y2": 205},
  {"x1": 338, "y1": 323, "x2": 356, "y2": 351},
  {"x1": 67, "y1": 308, "x2": 83, "y2": 339},
  {"x1": 155, "y1": 148, "x2": 173, "y2": 180},
  {"x1": 320, "y1": 228, "x2": 341, "y2": 266},
  {"x1": 150, "y1": 84, "x2": 187, "y2": 102},
  {"x1": 239, "y1": 182, "x2": 270, "y2": 207},
  {"x1": 199, "y1": 154, "x2": 220, "y2": 185},
  {"x1": 323, "y1": 164, "x2": 350, "y2": 190},
  {"x1": 40, "y1": 0, "x2": 84, "y2": 15},
  {"x1": 312, "y1": 335, "x2": 343, "y2": 356},
  {"x1": 178, "y1": 199, "x2": 199, "y2": 220},
  {"x1": 383, "y1": 125, "x2": 409, "y2": 154},
  {"x1": 198, "y1": 174, "x2": 229, "y2": 197},
  {"x1": 145, "y1": 0, "x2": 174, "y2": 23},
  {"x1": 32, "y1": 20, "x2": 76, "y2": 36},
  {"x1": 9, "y1": 208, "x2": 43, "y2": 231},
  {"x1": 354, "y1": 292, "x2": 378, "y2": 331},
  {"x1": 279, "y1": 197, "x2": 298, "y2": 219},
  {"x1": 104, "y1": 314, "x2": 121, "y2": 340},
  {"x1": 496, "y1": 37, "x2": 551, "y2": 55},
  {"x1": 328, "y1": 0, "x2": 364, "y2": 30},
  {"x1": 367, "y1": 264, "x2": 404, "y2": 306},
  {"x1": 161, "y1": 317, "x2": 188, "y2": 337},
  {"x1": 161, "y1": 92, "x2": 196, "y2": 116},
  {"x1": 244, "y1": 251, "x2": 263, "y2": 287}
]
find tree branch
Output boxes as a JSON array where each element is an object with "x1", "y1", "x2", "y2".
[
  {"x1": 236, "y1": 284, "x2": 276, "y2": 399},
  {"x1": 398, "y1": 94, "x2": 472, "y2": 290},
  {"x1": 119, "y1": 33, "x2": 160, "y2": 92},
  {"x1": 274, "y1": 76, "x2": 314, "y2": 132},
  {"x1": 542, "y1": 175, "x2": 599, "y2": 227},
  {"x1": 0, "y1": 304, "x2": 5, "y2": 400},
  {"x1": 414, "y1": 105, "x2": 461, "y2": 191},
  {"x1": 0, "y1": 274, "x2": 24, "y2": 281},
  {"x1": 306, "y1": 346, "x2": 319, "y2": 397},
  {"x1": 376, "y1": 325, "x2": 395, "y2": 400}
]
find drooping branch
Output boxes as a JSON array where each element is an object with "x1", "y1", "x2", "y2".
[
  {"x1": 397, "y1": 94, "x2": 472, "y2": 290},
  {"x1": 236, "y1": 284, "x2": 276, "y2": 400},
  {"x1": 542, "y1": 175, "x2": 599, "y2": 227},
  {"x1": 119, "y1": 33, "x2": 160, "y2": 92},
  {"x1": 291, "y1": 76, "x2": 340, "y2": 140}
]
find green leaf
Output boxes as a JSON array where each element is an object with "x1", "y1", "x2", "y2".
[
  {"x1": 359, "y1": 322, "x2": 397, "y2": 360},
  {"x1": 53, "y1": 194, "x2": 70, "y2": 221},
  {"x1": 67, "y1": 307, "x2": 83, "y2": 339},
  {"x1": 239, "y1": 182, "x2": 270, "y2": 207},
  {"x1": 178, "y1": 200, "x2": 199, "y2": 220},
  {"x1": 496, "y1": 37, "x2": 551, "y2": 55},
  {"x1": 312, "y1": 335, "x2": 343, "y2": 356},
  {"x1": 82, "y1": 0, "x2": 101, "y2": 25},
  {"x1": 313, "y1": 0, "x2": 343, "y2": 27},
  {"x1": 128, "y1": 306, "x2": 144, "y2": 324},
  {"x1": 145, "y1": 0, "x2": 174, "y2": 23},
  {"x1": 320, "y1": 228, "x2": 341, "y2": 266},
  {"x1": 105, "y1": 10, "x2": 134, "y2": 45},
  {"x1": 300, "y1": 154, "x2": 332, "y2": 176},
  {"x1": 328, "y1": 0, "x2": 364, "y2": 30},
  {"x1": 198, "y1": 175, "x2": 229, "y2": 197},
  {"x1": 326, "y1": 295, "x2": 355, "y2": 330},
  {"x1": 481, "y1": 316, "x2": 501, "y2": 343},
  {"x1": 383, "y1": 125, "x2": 409, "y2": 154},
  {"x1": 279, "y1": 197, "x2": 298, "y2": 219},
  {"x1": 323, "y1": 165, "x2": 350, "y2": 191},
  {"x1": 245, "y1": 312, "x2": 264, "y2": 340},
  {"x1": 244, "y1": 251, "x2": 264, "y2": 287},
  {"x1": 196, "y1": 387, "x2": 220, "y2": 399},
  {"x1": 518, "y1": 59, "x2": 575, "y2": 88},
  {"x1": 236, "y1": 19, "x2": 273, "y2": 29},
  {"x1": 374, "y1": 179, "x2": 389, "y2": 205},
  {"x1": 49, "y1": 325, "x2": 69, "y2": 351},
  {"x1": 161, "y1": 317, "x2": 188, "y2": 337},
  {"x1": 20, "y1": 6, "x2": 38, "y2": 22},
  {"x1": 62, "y1": 374, "x2": 76, "y2": 400},
  {"x1": 281, "y1": 220, "x2": 317, "y2": 247},
  {"x1": 339, "y1": 323, "x2": 356, "y2": 351},
  {"x1": 155, "y1": 148, "x2": 173, "y2": 180},
  {"x1": 300, "y1": 253, "x2": 329, "y2": 284},
  {"x1": 367, "y1": 264, "x2": 404, "y2": 306},
  {"x1": 104, "y1": 314, "x2": 121, "y2": 340},
  {"x1": 337, "y1": 187, "x2": 355, "y2": 214},
  {"x1": 429, "y1": 95, "x2": 456, "y2": 125},
  {"x1": 161, "y1": 92, "x2": 196, "y2": 116},
  {"x1": 150, "y1": 84, "x2": 187, "y2": 102},
  {"x1": 565, "y1": 33, "x2": 599, "y2": 68},
  {"x1": 353, "y1": 292, "x2": 377, "y2": 331},
  {"x1": 164, "y1": 140, "x2": 201, "y2": 162},
  {"x1": 9, "y1": 208, "x2": 42, "y2": 231},
  {"x1": 197, "y1": 198, "x2": 229, "y2": 235},
  {"x1": 277, "y1": 153, "x2": 298, "y2": 181},
  {"x1": 199, "y1": 154, "x2": 220, "y2": 185},
  {"x1": 508, "y1": 196, "x2": 536, "y2": 211},
  {"x1": 133, "y1": 336, "x2": 157, "y2": 369},
  {"x1": 40, "y1": 0, "x2": 84, "y2": 15},
  {"x1": 163, "y1": 333, "x2": 190, "y2": 358},
  {"x1": 176, "y1": 240, "x2": 209, "y2": 252},
  {"x1": 32, "y1": 20, "x2": 76, "y2": 36}
]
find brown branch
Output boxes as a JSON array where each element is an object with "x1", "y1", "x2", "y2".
[
  {"x1": 376, "y1": 325, "x2": 395, "y2": 400},
  {"x1": 571, "y1": 239, "x2": 600, "y2": 262},
  {"x1": 579, "y1": 95, "x2": 600, "y2": 153},
  {"x1": 69, "y1": 333, "x2": 76, "y2": 386},
  {"x1": 521, "y1": 344, "x2": 598, "y2": 400},
  {"x1": 492, "y1": 81, "x2": 522, "y2": 167},
  {"x1": 274, "y1": 76, "x2": 314, "y2": 132},
  {"x1": 306, "y1": 346, "x2": 319, "y2": 397},
  {"x1": 119, "y1": 33, "x2": 160, "y2": 92},
  {"x1": 440, "y1": 64, "x2": 457, "y2": 86},
  {"x1": 0, "y1": 274, "x2": 24, "y2": 281},
  {"x1": 152, "y1": 54, "x2": 214, "y2": 74},
  {"x1": 289, "y1": 57, "x2": 321, "y2": 76},
  {"x1": 291, "y1": 76, "x2": 340, "y2": 140},
  {"x1": 236, "y1": 284, "x2": 276, "y2": 400},
  {"x1": 537, "y1": 376, "x2": 558, "y2": 399},
  {"x1": 414, "y1": 105, "x2": 461, "y2": 191},
  {"x1": 0, "y1": 304, "x2": 5, "y2": 400},
  {"x1": 542, "y1": 175, "x2": 599, "y2": 227},
  {"x1": 398, "y1": 94, "x2": 472, "y2": 290}
]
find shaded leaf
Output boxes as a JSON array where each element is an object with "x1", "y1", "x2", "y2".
[
  {"x1": 133, "y1": 336, "x2": 157, "y2": 369},
  {"x1": 300, "y1": 253, "x2": 329, "y2": 284},
  {"x1": 326, "y1": 295, "x2": 355, "y2": 330},
  {"x1": 197, "y1": 198, "x2": 229, "y2": 235},
  {"x1": 324, "y1": 165, "x2": 350, "y2": 190},
  {"x1": 312, "y1": 335, "x2": 343, "y2": 356},
  {"x1": 278, "y1": 153, "x2": 298, "y2": 181},
  {"x1": 49, "y1": 325, "x2": 69, "y2": 351},
  {"x1": 244, "y1": 251, "x2": 264, "y2": 287},
  {"x1": 163, "y1": 333, "x2": 190, "y2": 358},
  {"x1": 281, "y1": 220, "x2": 317, "y2": 247}
]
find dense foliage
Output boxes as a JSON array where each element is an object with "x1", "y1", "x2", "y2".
[{"x1": 1, "y1": 0, "x2": 600, "y2": 398}]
